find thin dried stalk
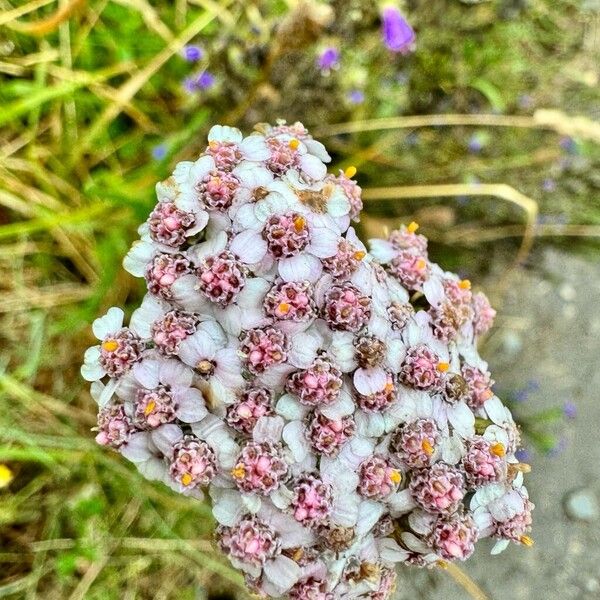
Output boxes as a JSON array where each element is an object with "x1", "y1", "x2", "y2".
[
  {"x1": 6, "y1": 0, "x2": 86, "y2": 36},
  {"x1": 315, "y1": 110, "x2": 600, "y2": 143},
  {"x1": 441, "y1": 561, "x2": 490, "y2": 600}
]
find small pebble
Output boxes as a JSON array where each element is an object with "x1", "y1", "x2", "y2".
[{"x1": 564, "y1": 488, "x2": 600, "y2": 522}]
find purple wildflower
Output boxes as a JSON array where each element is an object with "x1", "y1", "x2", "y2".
[
  {"x1": 152, "y1": 144, "x2": 167, "y2": 160},
  {"x1": 563, "y1": 401, "x2": 577, "y2": 420},
  {"x1": 515, "y1": 448, "x2": 532, "y2": 463},
  {"x1": 182, "y1": 71, "x2": 216, "y2": 94},
  {"x1": 381, "y1": 6, "x2": 415, "y2": 54},
  {"x1": 317, "y1": 47, "x2": 340, "y2": 73},
  {"x1": 181, "y1": 45, "x2": 204, "y2": 62},
  {"x1": 542, "y1": 178, "x2": 557, "y2": 192},
  {"x1": 468, "y1": 134, "x2": 484, "y2": 154},
  {"x1": 347, "y1": 89, "x2": 365, "y2": 105}
]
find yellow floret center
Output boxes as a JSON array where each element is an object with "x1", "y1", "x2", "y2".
[
  {"x1": 459, "y1": 279, "x2": 471, "y2": 290},
  {"x1": 520, "y1": 535, "x2": 534, "y2": 547},
  {"x1": 288, "y1": 138, "x2": 300, "y2": 150},
  {"x1": 293, "y1": 215, "x2": 306, "y2": 232},
  {"x1": 278, "y1": 302, "x2": 291, "y2": 315},
  {"x1": 422, "y1": 440, "x2": 434, "y2": 456},
  {"x1": 144, "y1": 401, "x2": 156, "y2": 416},
  {"x1": 389, "y1": 470, "x2": 402, "y2": 484},
  {"x1": 344, "y1": 165, "x2": 357, "y2": 178},
  {"x1": 181, "y1": 473, "x2": 193, "y2": 486},
  {"x1": 354, "y1": 250, "x2": 366, "y2": 261},
  {"x1": 437, "y1": 362, "x2": 450, "y2": 372},
  {"x1": 407, "y1": 221, "x2": 419, "y2": 233},
  {"x1": 490, "y1": 442, "x2": 506, "y2": 457},
  {"x1": 231, "y1": 465, "x2": 246, "y2": 479},
  {"x1": 102, "y1": 340, "x2": 119, "y2": 352}
]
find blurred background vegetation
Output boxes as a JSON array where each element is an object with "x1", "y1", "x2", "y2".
[{"x1": 0, "y1": 0, "x2": 599, "y2": 598}]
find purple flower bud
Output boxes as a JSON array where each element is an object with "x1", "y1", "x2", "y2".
[
  {"x1": 563, "y1": 401, "x2": 577, "y2": 420},
  {"x1": 515, "y1": 448, "x2": 532, "y2": 462},
  {"x1": 468, "y1": 134, "x2": 484, "y2": 154},
  {"x1": 151, "y1": 144, "x2": 167, "y2": 160},
  {"x1": 381, "y1": 6, "x2": 415, "y2": 54},
  {"x1": 197, "y1": 71, "x2": 215, "y2": 90},
  {"x1": 317, "y1": 47, "x2": 340, "y2": 73},
  {"x1": 347, "y1": 89, "x2": 365, "y2": 105},
  {"x1": 182, "y1": 71, "x2": 216, "y2": 94},
  {"x1": 181, "y1": 44, "x2": 204, "y2": 62}
]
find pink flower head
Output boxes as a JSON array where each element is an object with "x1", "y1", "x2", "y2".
[
  {"x1": 356, "y1": 373, "x2": 397, "y2": 413},
  {"x1": 388, "y1": 225, "x2": 427, "y2": 253},
  {"x1": 322, "y1": 238, "x2": 365, "y2": 280},
  {"x1": 99, "y1": 329, "x2": 145, "y2": 378},
  {"x1": 472, "y1": 292, "x2": 496, "y2": 336},
  {"x1": 265, "y1": 137, "x2": 301, "y2": 175},
  {"x1": 387, "y1": 301, "x2": 414, "y2": 331},
  {"x1": 226, "y1": 388, "x2": 274, "y2": 435},
  {"x1": 493, "y1": 497, "x2": 534, "y2": 543},
  {"x1": 357, "y1": 454, "x2": 401, "y2": 500},
  {"x1": 429, "y1": 301, "x2": 464, "y2": 342},
  {"x1": 134, "y1": 385, "x2": 177, "y2": 428},
  {"x1": 239, "y1": 327, "x2": 288, "y2": 375},
  {"x1": 151, "y1": 310, "x2": 198, "y2": 355},
  {"x1": 429, "y1": 512, "x2": 478, "y2": 561},
  {"x1": 206, "y1": 141, "x2": 242, "y2": 170},
  {"x1": 197, "y1": 169, "x2": 240, "y2": 211},
  {"x1": 286, "y1": 357, "x2": 343, "y2": 407},
  {"x1": 306, "y1": 413, "x2": 356, "y2": 456},
  {"x1": 145, "y1": 252, "x2": 191, "y2": 300},
  {"x1": 390, "y1": 418, "x2": 439, "y2": 468},
  {"x1": 389, "y1": 249, "x2": 429, "y2": 290},
  {"x1": 323, "y1": 284, "x2": 372, "y2": 332},
  {"x1": 262, "y1": 212, "x2": 310, "y2": 258},
  {"x1": 463, "y1": 437, "x2": 506, "y2": 488},
  {"x1": 169, "y1": 434, "x2": 217, "y2": 489},
  {"x1": 147, "y1": 201, "x2": 196, "y2": 247},
  {"x1": 231, "y1": 441, "x2": 288, "y2": 495},
  {"x1": 95, "y1": 404, "x2": 135, "y2": 448},
  {"x1": 443, "y1": 278, "x2": 473, "y2": 306},
  {"x1": 461, "y1": 364, "x2": 494, "y2": 409},
  {"x1": 400, "y1": 344, "x2": 443, "y2": 390},
  {"x1": 290, "y1": 474, "x2": 333, "y2": 527},
  {"x1": 289, "y1": 578, "x2": 333, "y2": 600},
  {"x1": 409, "y1": 462, "x2": 466, "y2": 515},
  {"x1": 264, "y1": 280, "x2": 316, "y2": 322},
  {"x1": 442, "y1": 373, "x2": 470, "y2": 404},
  {"x1": 197, "y1": 250, "x2": 246, "y2": 307},
  {"x1": 217, "y1": 515, "x2": 281, "y2": 568}
]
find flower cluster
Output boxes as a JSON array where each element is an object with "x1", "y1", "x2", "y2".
[{"x1": 83, "y1": 122, "x2": 532, "y2": 599}]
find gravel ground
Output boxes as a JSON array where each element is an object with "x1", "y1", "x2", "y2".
[{"x1": 396, "y1": 247, "x2": 600, "y2": 600}]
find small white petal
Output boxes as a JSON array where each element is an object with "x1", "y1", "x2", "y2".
[
  {"x1": 230, "y1": 229, "x2": 267, "y2": 264},
  {"x1": 353, "y1": 367, "x2": 387, "y2": 395},
  {"x1": 208, "y1": 125, "x2": 243, "y2": 144},
  {"x1": 151, "y1": 424, "x2": 183, "y2": 456},
  {"x1": 368, "y1": 239, "x2": 396, "y2": 263},
  {"x1": 263, "y1": 555, "x2": 300, "y2": 593},
  {"x1": 253, "y1": 416, "x2": 284, "y2": 444},
  {"x1": 279, "y1": 253, "x2": 323, "y2": 283},
  {"x1": 92, "y1": 307, "x2": 125, "y2": 340}
]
